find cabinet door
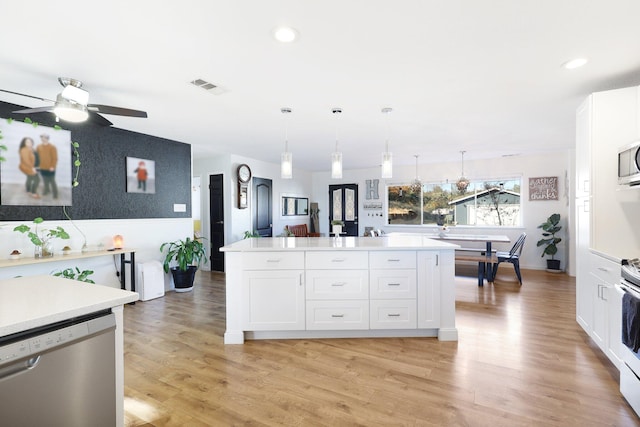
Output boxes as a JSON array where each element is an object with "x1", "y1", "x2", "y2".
[
  {"x1": 575, "y1": 199, "x2": 591, "y2": 332},
  {"x1": 590, "y1": 272, "x2": 608, "y2": 353},
  {"x1": 607, "y1": 285, "x2": 623, "y2": 369},
  {"x1": 417, "y1": 251, "x2": 441, "y2": 329},
  {"x1": 575, "y1": 96, "x2": 592, "y2": 198},
  {"x1": 243, "y1": 270, "x2": 305, "y2": 330}
]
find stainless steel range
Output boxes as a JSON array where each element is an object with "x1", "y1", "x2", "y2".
[{"x1": 619, "y1": 258, "x2": 640, "y2": 417}]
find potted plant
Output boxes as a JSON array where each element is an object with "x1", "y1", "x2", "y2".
[
  {"x1": 14, "y1": 217, "x2": 70, "y2": 258},
  {"x1": 537, "y1": 213, "x2": 562, "y2": 272},
  {"x1": 331, "y1": 219, "x2": 344, "y2": 236},
  {"x1": 53, "y1": 267, "x2": 95, "y2": 284},
  {"x1": 160, "y1": 237, "x2": 207, "y2": 292}
]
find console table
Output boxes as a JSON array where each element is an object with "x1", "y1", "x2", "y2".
[{"x1": 0, "y1": 249, "x2": 136, "y2": 292}]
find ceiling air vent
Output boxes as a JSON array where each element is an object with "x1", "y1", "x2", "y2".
[{"x1": 190, "y1": 78, "x2": 227, "y2": 95}]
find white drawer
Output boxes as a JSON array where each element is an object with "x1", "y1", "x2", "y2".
[
  {"x1": 370, "y1": 269, "x2": 416, "y2": 299},
  {"x1": 243, "y1": 252, "x2": 304, "y2": 270},
  {"x1": 306, "y1": 270, "x2": 369, "y2": 300},
  {"x1": 306, "y1": 300, "x2": 369, "y2": 330},
  {"x1": 306, "y1": 251, "x2": 369, "y2": 270},
  {"x1": 370, "y1": 300, "x2": 417, "y2": 329},
  {"x1": 590, "y1": 252, "x2": 619, "y2": 284},
  {"x1": 369, "y1": 251, "x2": 416, "y2": 269}
]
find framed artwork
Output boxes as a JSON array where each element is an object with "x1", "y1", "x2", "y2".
[
  {"x1": 529, "y1": 176, "x2": 558, "y2": 201},
  {"x1": 0, "y1": 119, "x2": 73, "y2": 206},
  {"x1": 126, "y1": 157, "x2": 156, "y2": 194}
]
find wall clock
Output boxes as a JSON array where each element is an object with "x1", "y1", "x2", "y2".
[
  {"x1": 237, "y1": 164, "x2": 252, "y2": 183},
  {"x1": 237, "y1": 164, "x2": 251, "y2": 209}
]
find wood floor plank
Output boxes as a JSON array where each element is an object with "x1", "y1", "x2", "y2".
[{"x1": 123, "y1": 269, "x2": 640, "y2": 426}]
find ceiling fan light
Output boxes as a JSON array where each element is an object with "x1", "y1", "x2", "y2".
[{"x1": 54, "y1": 97, "x2": 89, "y2": 122}]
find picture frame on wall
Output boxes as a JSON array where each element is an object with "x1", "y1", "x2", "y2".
[
  {"x1": 0, "y1": 119, "x2": 73, "y2": 206},
  {"x1": 126, "y1": 157, "x2": 156, "y2": 194}
]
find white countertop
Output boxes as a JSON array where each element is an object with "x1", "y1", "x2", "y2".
[
  {"x1": 221, "y1": 235, "x2": 458, "y2": 252},
  {"x1": 0, "y1": 275, "x2": 139, "y2": 337}
]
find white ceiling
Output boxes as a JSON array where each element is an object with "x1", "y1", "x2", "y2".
[{"x1": 1, "y1": 1, "x2": 640, "y2": 171}]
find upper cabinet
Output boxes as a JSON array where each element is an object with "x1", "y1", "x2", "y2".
[{"x1": 575, "y1": 95, "x2": 593, "y2": 199}]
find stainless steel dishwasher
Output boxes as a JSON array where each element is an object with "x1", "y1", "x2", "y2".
[{"x1": 0, "y1": 309, "x2": 116, "y2": 427}]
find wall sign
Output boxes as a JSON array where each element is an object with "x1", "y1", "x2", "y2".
[{"x1": 529, "y1": 176, "x2": 558, "y2": 201}]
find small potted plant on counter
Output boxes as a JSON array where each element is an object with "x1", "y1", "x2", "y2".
[
  {"x1": 160, "y1": 237, "x2": 207, "y2": 292},
  {"x1": 331, "y1": 219, "x2": 344, "y2": 236},
  {"x1": 537, "y1": 213, "x2": 562, "y2": 272}
]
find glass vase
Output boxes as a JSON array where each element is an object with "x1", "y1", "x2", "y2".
[{"x1": 35, "y1": 241, "x2": 54, "y2": 258}]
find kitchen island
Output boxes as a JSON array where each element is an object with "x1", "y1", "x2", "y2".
[
  {"x1": 221, "y1": 235, "x2": 458, "y2": 344},
  {"x1": 0, "y1": 275, "x2": 138, "y2": 427}
]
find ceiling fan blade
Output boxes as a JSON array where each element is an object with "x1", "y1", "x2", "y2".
[
  {"x1": 0, "y1": 88, "x2": 54, "y2": 103},
  {"x1": 13, "y1": 106, "x2": 55, "y2": 114},
  {"x1": 88, "y1": 104, "x2": 147, "y2": 118},
  {"x1": 89, "y1": 112, "x2": 113, "y2": 126}
]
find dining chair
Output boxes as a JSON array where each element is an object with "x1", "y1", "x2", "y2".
[{"x1": 492, "y1": 233, "x2": 526, "y2": 284}]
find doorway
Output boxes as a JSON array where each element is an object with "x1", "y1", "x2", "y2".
[
  {"x1": 329, "y1": 184, "x2": 359, "y2": 236},
  {"x1": 209, "y1": 174, "x2": 225, "y2": 272},
  {"x1": 253, "y1": 177, "x2": 273, "y2": 237}
]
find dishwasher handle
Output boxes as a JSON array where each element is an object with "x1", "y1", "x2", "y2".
[{"x1": 0, "y1": 356, "x2": 41, "y2": 383}]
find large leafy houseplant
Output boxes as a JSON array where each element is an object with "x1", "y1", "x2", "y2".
[
  {"x1": 160, "y1": 237, "x2": 207, "y2": 292},
  {"x1": 537, "y1": 213, "x2": 562, "y2": 270}
]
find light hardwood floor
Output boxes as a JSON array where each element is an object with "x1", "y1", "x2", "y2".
[{"x1": 123, "y1": 267, "x2": 640, "y2": 426}]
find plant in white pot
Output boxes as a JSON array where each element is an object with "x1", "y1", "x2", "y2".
[
  {"x1": 537, "y1": 213, "x2": 562, "y2": 272},
  {"x1": 160, "y1": 237, "x2": 207, "y2": 292},
  {"x1": 331, "y1": 219, "x2": 344, "y2": 236}
]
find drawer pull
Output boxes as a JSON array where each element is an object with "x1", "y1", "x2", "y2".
[
  {"x1": 332, "y1": 282, "x2": 346, "y2": 287},
  {"x1": 597, "y1": 267, "x2": 610, "y2": 272},
  {"x1": 331, "y1": 258, "x2": 346, "y2": 263},
  {"x1": 387, "y1": 259, "x2": 400, "y2": 262},
  {"x1": 266, "y1": 259, "x2": 281, "y2": 263},
  {"x1": 387, "y1": 283, "x2": 401, "y2": 286},
  {"x1": 387, "y1": 313, "x2": 401, "y2": 317},
  {"x1": 331, "y1": 314, "x2": 345, "y2": 318}
]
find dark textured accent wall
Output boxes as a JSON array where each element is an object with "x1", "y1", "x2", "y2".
[{"x1": 0, "y1": 101, "x2": 191, "y2": 221}]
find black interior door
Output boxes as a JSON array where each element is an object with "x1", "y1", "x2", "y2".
[
  {"x1": 329, "y1": 184, "x2": 358, "y2": 236},
  {"x1": 209, "y1": 174, "x2": 225, "y2": 272},
  {"x1": 253, "y1": 177, "x2": 273, "y2": 237}
]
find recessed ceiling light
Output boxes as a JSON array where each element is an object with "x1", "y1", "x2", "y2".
[
  {"x1": 273, "y1": 26, "x2": 299, "y2": 43},
  {"x1": 563, "y1": 58, "x2": 588, "y2": 69}
]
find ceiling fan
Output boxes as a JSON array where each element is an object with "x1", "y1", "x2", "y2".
[{"x1": 0, "y1": 77, "x2": 148, "y2": 126}]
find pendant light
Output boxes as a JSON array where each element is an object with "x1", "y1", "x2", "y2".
[
  {"x1": 331, "y1": 108, "x2": 343, "y2": 179},
  {"x1": 280, "y1": 107, "x2": 293, "y2": 179},
  {"x1": 410, "y1": 154, "x2": 422, "y2": 193},
  {"x1": 456, "y1": 150, "x2": 470, "y2": 192},
  {"x1": 381, "y1": 107, "x2": 393, "y2": 179}
]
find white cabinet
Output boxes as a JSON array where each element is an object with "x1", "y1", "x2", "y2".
[
  {"x1": 369, "y1": 251, "x2": 417, "y2": 329},
  {"x1": 574, "y1": 86, "x2": 637, "y2": 370},
  {"x1": 306, "y1": 251, "x2": 369, "y2": 330},
  {"x1": 417, "y1": 251, "x2": 441, "y2": 329},
  {"x1": 242, "y1": 252, "x2": 305, "y2": 331},
  {"x1": 222, "y1": 240, "x2": 456, "y2": 344}
]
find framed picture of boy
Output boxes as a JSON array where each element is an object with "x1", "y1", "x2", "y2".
[{"x1": 126, "y1": 157, "x2": 155, "y2": 194}]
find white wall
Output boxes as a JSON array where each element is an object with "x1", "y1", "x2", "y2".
[
  {"x1": 311, "y1": 150, "x2": 571, "y2": 271},
  {"x1": 193, "y1": 153, "x2": 314, "y2": 271},
  {"x1": 0, "y1": 218, "x2": 192, "y2": 289}
]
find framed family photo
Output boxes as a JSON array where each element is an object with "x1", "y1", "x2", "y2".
[{"x1": 0, "y1": 119, "x2": 73, "y2": 206}]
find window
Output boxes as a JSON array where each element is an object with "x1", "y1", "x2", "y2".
[{"x1": 387, "y1": 178, "x2": 521, "y2": 226}]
